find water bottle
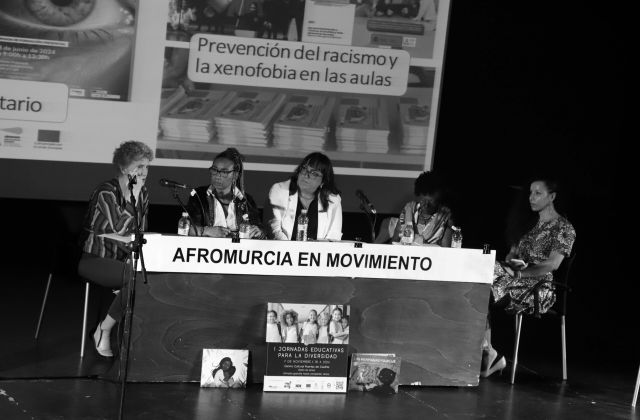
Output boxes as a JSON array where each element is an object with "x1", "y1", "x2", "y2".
[
  {"x1": 177, "y1": 212, "x2": 190, "y2": 236},
  {"x1": 400, "y1": 222, "x2": 414, "y2": 245},
  {"x1": 239, "y1": 214, "x2": 250, "y2": 239},
  {"x1": 296, "y1": 209, "x2": 309, "y2": 241},
  {"x1": 451, "y1": 226, "x2": 462, "y2": 248}
]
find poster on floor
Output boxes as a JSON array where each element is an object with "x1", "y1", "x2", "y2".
[
  {"x1": 263, "y1": 302, "x2": 350, "y2": 393},
  {"x1": 348, "y1": 353, "x2": 401, "y2": 394},
  {"x1": 200, "y1": 348, "x2": 249, "y2": 388}
]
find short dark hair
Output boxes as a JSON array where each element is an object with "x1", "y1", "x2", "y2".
[
  {"x1": 377, "y1": 368, "x2": 396, "y2": 385},
  {"x1": 414, "y1": 171, "x2": 444, "y2": 196}
]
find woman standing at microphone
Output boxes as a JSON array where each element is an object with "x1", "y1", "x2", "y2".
[{"x1": 78, "y1": 140, "x2": 153, "y2": 358}]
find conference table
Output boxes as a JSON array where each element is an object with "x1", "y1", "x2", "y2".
[{"x1": 127, "y1": 235, "x2": 494, "y2": 386}]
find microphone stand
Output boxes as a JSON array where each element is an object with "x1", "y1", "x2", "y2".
[
  {"x1": 170, "y1": 186, "x2": 206, "y2": 236},
  {"x1": 118, "y1": 177, "x2": 147, "y2": 420},
  {"x1": 359, "y1": 204, "x2": 377, "y2": 243}
]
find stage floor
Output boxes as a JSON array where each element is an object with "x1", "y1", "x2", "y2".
[{"x1": 1, "y1": 267, "x2": 637, "y2": 420}]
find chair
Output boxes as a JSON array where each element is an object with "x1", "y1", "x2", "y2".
[
  {"x1": 36, "y1": 277, "x2": 92, "y2": 357},
  {"x1": 374, "y1": 217, "x2": 398, "y2": 244},
  {"x1": 34, "y1": 203, "x2": 93, "y2": 358},
  {"x1": 510, "y1": 250, "x2": 577, "y2": 384},
  {"x1": 633, "y1": 364, "x2": 639, "y2": 407}
]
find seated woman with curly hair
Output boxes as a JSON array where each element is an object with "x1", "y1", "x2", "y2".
[{"x1": 78, "y1": 140, "x2": 154, "y2": 358}]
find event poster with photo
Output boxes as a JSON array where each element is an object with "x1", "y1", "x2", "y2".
[
  {"x1": 200, "y1": 348, "x2": 249, "y2": 388},
  {"x1": 0, "y1": 1, "x2": 138, "y2": 101},
  {"x1": 348, "y1": 353, "x2": 401, "y2": 394},
  {"x1": 264, "y1": 302, "x2": 350, "y2": 393}
]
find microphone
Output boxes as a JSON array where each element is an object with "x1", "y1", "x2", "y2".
[
  {"x1": 356, "y1": 189, "x2": 377, "y2": 214},
  {"x1": 159, "y1": 178, "x2": 191, "y2": 189}
]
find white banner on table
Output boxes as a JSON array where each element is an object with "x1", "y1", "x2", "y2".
[{"x1": 140, "y1": 235, "x2": 494, "y2": 283}]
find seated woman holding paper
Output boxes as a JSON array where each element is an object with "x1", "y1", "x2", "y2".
[
  {"x1": 392, "y1": 171, "x2": 454, "y2": 246},
  {"x1": 78, "y1": 140, "x2": 153, "y2": 358},
  {"x1": 186, "y1": 147, "x2": 264, "y2": 238},
  {"x1": 265, "y1": 152, "x2": 342, "y2": 241},
  {"x1": 481, "y1": 177, "x2": 576, "y2": 377}
]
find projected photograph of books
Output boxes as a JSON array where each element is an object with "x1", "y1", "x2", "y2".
[
  {"x1": 156, "y1": 61, "x2": 435, "y2": 170},
  {"x1": 350, "y1": 0, "x2": 437, "y2": 59},
  {"x1": 166, "y1": 0, "x2": 307, "y2": 42},
  {"x1": 0, "y1": 1, "x2": 137, "y2": 101}
]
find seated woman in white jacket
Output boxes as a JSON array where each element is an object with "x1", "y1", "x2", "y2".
[{"x1": 266, "y1": 152, "x2": 342, "y2": 241}]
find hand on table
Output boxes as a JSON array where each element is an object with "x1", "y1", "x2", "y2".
[
  {"x1": 246, "y1": 225, "x2": 264, "y2": 239},
  {"x1": 202, "y1": 226, "x2": 230, "y2": 238},
  {"x1": 508, "y1": 258, "x2": 528, "y2": 270}
]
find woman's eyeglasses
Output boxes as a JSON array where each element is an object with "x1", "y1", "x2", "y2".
[
  {"x1": 210, "y1": 168, "x2": 235, "y2": 177},
  {"x1": 300, "y1": 166, "x2": 322, "y2": 179}
]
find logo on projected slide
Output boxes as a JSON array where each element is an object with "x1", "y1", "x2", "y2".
[
  {"x1": 32, "y1": 129, "x2": 63, "y2": 150},
  {"x1": 0, "y1": 126, "x2": 23, "y2": 147}
]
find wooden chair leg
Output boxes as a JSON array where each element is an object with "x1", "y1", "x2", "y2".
[
  {"x1": 561, "y1": 315, "x2": 567, "y2": 381},
  {"x1": 35, "y1": 273, "x2": 53, "y2": 340},
  {"x1": 632, "y1": 364, "x2": 640, "y2": 407},
  {"x1": 510, "y1": 313, "x2": 523, "y2": 384},
  {"x1": 80, "y1": 282, "x2": 90, "y2": 358}
]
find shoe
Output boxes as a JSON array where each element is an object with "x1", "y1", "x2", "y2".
[
  {"x1": 93, "y1": 323, "x2": 113, "y2": 358},
  {"x1": 480, "y1": 355, "x2": 506, "y2": 378},
  {"x1": 481, "y1": 347, "x2": 497, "y2": 372}
]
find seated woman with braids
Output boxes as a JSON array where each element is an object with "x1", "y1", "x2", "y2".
[
  {"x1": 481, "y1": 177, "x2": 576, "y2": 377},
  {"x1": 186, "y1": 148, "x2": 265, "y2": 238}
]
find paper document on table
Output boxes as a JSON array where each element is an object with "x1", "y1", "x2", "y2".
[{"x1": 99, "y1": 233, "x2": 134, "y2": 243}]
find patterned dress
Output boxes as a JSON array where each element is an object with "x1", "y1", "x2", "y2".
[
  {"x1": 492, "y1": 216, "x2": 576, "y2": 315},
  {"x1": 398, "y1": 201, "x2": 452, "y2": 246},
  {"x1": 80, "y1": 179, "x2": 148, "y2": 261}
]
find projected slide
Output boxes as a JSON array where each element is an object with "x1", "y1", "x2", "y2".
[{"x1": 0, "y1": 0, "x2": 450, "y2": 178}]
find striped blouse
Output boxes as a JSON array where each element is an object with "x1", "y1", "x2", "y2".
[{"x1": 80, "y1": 179, "x2": 149, "y2": 261}]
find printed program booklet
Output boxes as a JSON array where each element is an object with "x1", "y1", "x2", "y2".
[{"x1": 263, "y1": 302, "x2": 350, "y2": 393}]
